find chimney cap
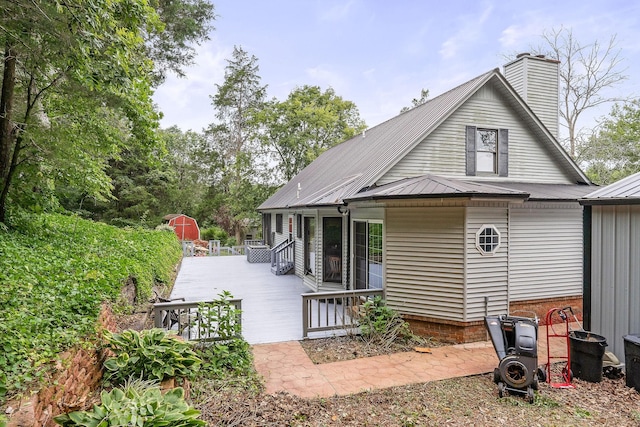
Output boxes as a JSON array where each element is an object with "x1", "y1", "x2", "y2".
[{"x1": 516, "y1": 52, "x2": 531, "y2": 58}]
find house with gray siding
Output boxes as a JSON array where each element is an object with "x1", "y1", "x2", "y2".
[
  {"x1": 580, "y1": 172, "x2": 640, "y2": 360},
  {"x1": 259, "y1": 53, "x2": 594, "y2": 342}
]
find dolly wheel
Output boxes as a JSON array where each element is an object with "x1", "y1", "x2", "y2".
[
  {"x1": 536, "y1": 367, "x2": 547, "y2": 383},
  {"x1": 497, "y1": 382, "x2": 506, "y2": 398},
  {"x1": 527, "y1": 387, "x2": 535, "y2": 404},
  {"x1": 493, "y1": 368, "x2": 501, "y2": 384}
]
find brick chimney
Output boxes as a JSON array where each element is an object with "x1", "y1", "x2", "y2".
[{"x1": 503, "y1": 53, "x2": 560, "y2": 140}]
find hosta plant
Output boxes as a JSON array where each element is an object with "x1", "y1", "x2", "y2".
[
  {"x1": 103, "y1": 329, "x2": 201, "y2": 386},
  {"x1": 54, "y1": 379, "x2": 205, "y2": 426}
]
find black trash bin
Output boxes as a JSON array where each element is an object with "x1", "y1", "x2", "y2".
[
  {"x1": 623, "y1": 334, "x2": 640, "y2": 392},
  {"x1": 569, "y1": 331, "x2": 607, "y2": 383}
]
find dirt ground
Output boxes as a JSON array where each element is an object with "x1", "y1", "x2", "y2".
[{"x1": 196, "y1": 336, "x2": 640, "y2": 427}]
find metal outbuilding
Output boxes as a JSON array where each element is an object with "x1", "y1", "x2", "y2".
[{"x1": 580, "y1": 172, "x2": 640, "y2": 361}]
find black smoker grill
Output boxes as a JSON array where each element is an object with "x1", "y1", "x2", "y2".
[{"x1": 484, "y1": 314, "x2": 545, "y2": 403}]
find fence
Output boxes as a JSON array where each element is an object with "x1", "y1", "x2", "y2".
[
  {"x1": 301, "y1": 288, "x2": 384, "y2": 339},
  {"x1": 153, "y1": 298, "x2": 242, "y2": 342},
  {"x1": 182, "y1": 239, "x2": 262, "y2": 257}
]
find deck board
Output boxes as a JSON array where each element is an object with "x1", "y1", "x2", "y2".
[{"x1": 170, "y1": 256, "x2": 314, "y2": 344}]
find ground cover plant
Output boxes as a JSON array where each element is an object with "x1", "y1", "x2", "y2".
[
  {"x1": 103, "y1": 329, "x2": 201, "y2": 386},
  {"x1": 54, "y1": 379, "x2": 205, "y2": 427},
  {"x1": 0, "y1": 211, "x2": 182, "y2": 403}
]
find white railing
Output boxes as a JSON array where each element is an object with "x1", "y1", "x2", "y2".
[{"x1": 302, "y1": 288, "x2": 384, "y2": 339}]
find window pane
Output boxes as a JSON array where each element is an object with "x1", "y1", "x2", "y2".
[
  {"x1": 354, "y1": 222, "x2": 367, "y2": 290},
  {"x1": 477, "y1": 129, "x2": 497, "y2": 152},
  {"x1": 368, "y1": 223, "x2": 383, "y2": 289},
  {"x1": 476, "y1": 151, "x2": 496, "y2": 172}
]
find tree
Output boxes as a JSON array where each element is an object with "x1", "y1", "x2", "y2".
[
  {"x1": 259, "y1": 85, "x2": 367, "y2": 182},
  {"x1": 400, "y1": 88, "x2": 430, "y2": 113},
  {"x1": 0, "y1": 0, "x2": 159, "y2": 223},
  {"x1": 582, "y1": 100, "x2": 640, "y2": 185},
  {"x1": 0, "y1": 0, "x2": 215, "y2": 224},
  {"x1": 206, "y1": 46, "x2": 268, "y2": 242},
  {"x1": 539, "y1": 27, "x2": 628, "y2": 158},
  {"x1": 146, "y1": 0, "x2": 216, "y2": 83}
]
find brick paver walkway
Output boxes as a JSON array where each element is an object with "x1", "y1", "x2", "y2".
[
  {"x1": 252, "y1": 340, "x2": 500, "y2": 398},
  {"x1": 252, "y1": 324, "x2": 573, "y2": 398}
]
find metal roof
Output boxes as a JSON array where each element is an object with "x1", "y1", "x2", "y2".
[
  {"x1": 345, "y1": 174, "x2": 529, "y2": 201},
  {"x1": 344, "y1": 176, "x2": 593, "y2": 203},
  {"x1": 258, "y1": 68, "x2": 589, "y2": 211},
  {"x1": 484, "y1": 182, "x2": 595, "y2": 201},
  {"x1": 580, "y1": 172, "x2": 640, "y2": 205}
]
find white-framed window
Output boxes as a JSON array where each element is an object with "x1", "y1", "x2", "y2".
[
  {"x1": 354, "y1": 220, "x2": 383, "y2": 289},
  {"x1": 476, "y1": 128, "x2": 497, "y2": 173},
  {"x1": 476, "y1": 224, "x2": 500, "y2": 255},
  {"x1": 465, "y1": 126, "x2": 508, "y2": 177}
]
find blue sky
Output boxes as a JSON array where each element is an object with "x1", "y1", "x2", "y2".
[{"x1": 153, "y1": 0, "x2": 640, "y2": 136}]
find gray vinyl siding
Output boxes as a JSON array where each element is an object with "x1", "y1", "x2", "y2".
[
  {"x1": 385, "y1": 207, "x2": 465, "y2": 321},
  {"x1": 590, "y1": 205, "x2": 640, "y2": 360},
  {"x1": 505, "y1": 56, "x2": 559, "y2": 139},
  {"x1": 379, "y1": 84, "x2": 574, "y2": 185},
  {"x1": 465, "y1": 205, "x2": 509, "y2": 320},
  {"x1": 509, "y1": 203, "x2": 583, "y2": 300}
]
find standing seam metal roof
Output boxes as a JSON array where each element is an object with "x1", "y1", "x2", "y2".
[
  {"x1": 258, "y1": 68, "x2": 589, "y2": 210},
  {"x1": 580, "y1": 172, "x2": 640, "y2": 205}
]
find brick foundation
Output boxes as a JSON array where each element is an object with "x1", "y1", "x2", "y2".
[
  {"x1": 6, "y1": 304, "x2": 118, "y2": 427},
  {"x1": 509, "y1": 296, "x2": 583, "y2": 325},
  {"x1": 404, "y1": 295, "x2": 583, "y2": 343}
]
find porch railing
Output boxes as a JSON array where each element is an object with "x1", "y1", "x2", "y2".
[
  {"x1": 271, "y1": 239, "x2": 295, "y2": 275},
  {"x1": 302, "y1": 288, "x2": 384, "y2": 339},
  {"x1": 153, "y1": 299, "x2": 242, "y2": 342}
]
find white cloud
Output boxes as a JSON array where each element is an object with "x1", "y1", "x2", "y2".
[
  {"x1": 439, "y1": 3, "x2": 494, "y2": 60},
  {"x1": 305, "y1": 66, "x2": 348, "y2": 92},
  {"x1": 153, "y1": 40, "x2": 231, "y2": 131}
]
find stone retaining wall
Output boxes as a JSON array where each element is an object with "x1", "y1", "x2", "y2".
[{"x1": 6, "y1": 304, "x2": 117, "y2": 427}]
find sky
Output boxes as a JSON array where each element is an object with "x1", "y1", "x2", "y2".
[{"x1": 152, "y1": 0, "x2": 640, "y2": 137}]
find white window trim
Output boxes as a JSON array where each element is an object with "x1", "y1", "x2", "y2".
[{"x1": 475, "y1": 224, "x2": 501, "y2": 256}]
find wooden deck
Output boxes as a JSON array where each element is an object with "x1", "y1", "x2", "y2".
[{"x1": 170, "y1": 256, "x2": 312, "y2": 344}]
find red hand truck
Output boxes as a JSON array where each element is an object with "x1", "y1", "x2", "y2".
[{"x1": 544, "y1": 307, "x2": 575, "y2": 388}]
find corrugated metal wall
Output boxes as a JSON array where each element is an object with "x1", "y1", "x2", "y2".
[
  {"x1": 379, "y1": 85, "x2": 574, "y2": 185},
  {"x1": 590, "y1": 205, "x2": 640, "y2": 360},
  {"x1": 509, "y1": 203, "x2": 583, "y2": 300},
  {"x1": 385, "y1": 206, "x2": 466, "y2": 321},
  {"x1": 465, "y1": 205, "x2": 509, "y2": 320}
]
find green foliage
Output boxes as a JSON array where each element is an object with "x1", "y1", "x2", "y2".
[
  {"x1": 197, "y1": 291, "x2": 242, "y2": 341},
  {"x1": 54, "y1": 379, "x2": 205, "y2": 426},
  {"x1": 358, "y1": 296, "x2": 416, "y2": 349},
  {"x1": 103, "y1": 329, "x2": 201, "y2": 386},
  {"x1": 582, "y1": 100, "x2": 640, "y2": 185},
  {"x1": 0, "y1": 212, "x2": 182, "y2": 402},
  {"x1": 200, "y1": 226, "x2": 230, "y2": 244},
  {"x1": 195, "y1": 291, "x2": 251, "y2": 376},
  {"x1": 258, "y1": 85, "x2": 367, "y2": 182}
]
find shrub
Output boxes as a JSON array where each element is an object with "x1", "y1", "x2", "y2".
[
  {"x1": 200, "y1": 226, "x2": 229, "y2": 244},
  {"x1": 358, "y1": 296, "x2": 415, "y2": 349},
  {"x1": 103, "y1": 329, "x2": 201, "y2": 386},
  {"x1": 54, "y1": 379, "x2": 205, "y2": 426}
]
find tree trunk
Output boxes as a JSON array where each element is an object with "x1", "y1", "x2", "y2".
[{"x1": 0, "y1": 44, "x2": 17, "y2": 223}]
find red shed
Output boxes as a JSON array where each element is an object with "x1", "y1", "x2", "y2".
[{"x1": 164, "y1": 214, "x2": 200, "y2": 241}]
